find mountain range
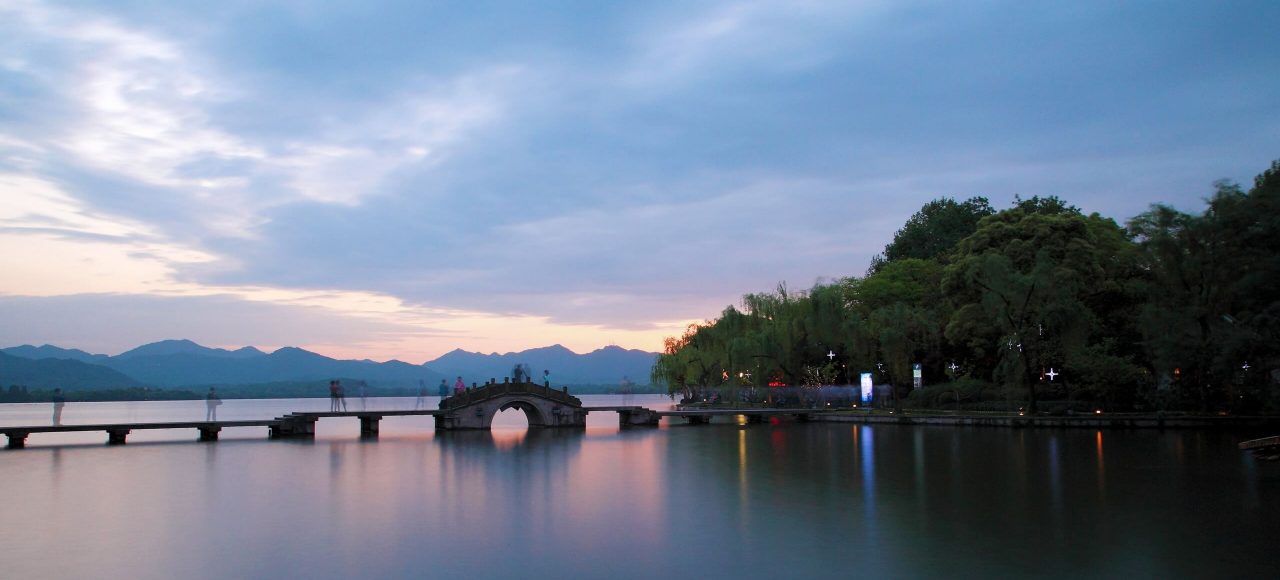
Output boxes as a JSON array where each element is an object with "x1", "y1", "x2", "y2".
[{"x1": 0, "y1": 339, "x2": 658, "y2": 392}]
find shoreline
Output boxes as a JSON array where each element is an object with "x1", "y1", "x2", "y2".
[
  {"x1": 812, "y1": 411, "x2": 1280, "y2": 430},
  {"x1": 672, "y1": 403, "x2": 1280, "y2": 430}
]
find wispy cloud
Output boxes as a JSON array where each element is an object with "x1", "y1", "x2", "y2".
[{"x1": 0, "y1": 0, "x2": 1276, "y2": 359}]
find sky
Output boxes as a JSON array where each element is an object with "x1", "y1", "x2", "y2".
[{"x1": 1, "y1": 0, "x2": 1277, "y2": 362}]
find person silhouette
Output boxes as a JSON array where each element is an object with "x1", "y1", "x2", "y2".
[
  {"x1": 205, "y1": 387, "x2": 221, "y2": 421},
  {"x1": 51, "y1": 388, "x2": 66, "y2": 426},
  {"x1": 438, "y1": 379, "x2": 449, "y2": 398},
  {"x1": 329, "y1": 380, "x2": 341, "y2": 412},
  {"x1": 415, "y1": 380, "x2": 428, "y2": 410}
]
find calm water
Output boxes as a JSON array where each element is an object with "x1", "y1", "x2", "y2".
[{"x1": 1, "y1": 395, "x2": 1277, "y2": 579}]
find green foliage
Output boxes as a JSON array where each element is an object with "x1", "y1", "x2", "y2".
[
  {"x1": 942, "y1": 201, "x2": 1145, "y2": 412},
  {"x1": 871, "y1": 196, "x2": 994, "y2": 273},
  {"x1": 656, "y1": 162, "x2": 1280, "y2": 414},
  {"x1": 1129, "y1": 162, "x2": 1280, "y2": 411}
]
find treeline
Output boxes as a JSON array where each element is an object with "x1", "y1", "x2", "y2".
[
  {"x1": 0, "y1": 381, "x2": 668, "y2": 403},
  {"x1": 653, "y1": 160, "x2": 1280, "y2": 414},
  {"x1": 0, "y1": 385, "x2": 202, "y2": 403}
]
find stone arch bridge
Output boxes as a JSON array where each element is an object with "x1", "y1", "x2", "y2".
[{"x1": 434, "y1": 382, "x2": 594, "y2": 430}]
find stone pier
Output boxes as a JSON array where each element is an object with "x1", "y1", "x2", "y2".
[
  {"x1": 269, "y1": 414, "x2": 318, "y2": 439},
  {"x1": 617, "y1": 408, "x2": 661, "y2": 428}
]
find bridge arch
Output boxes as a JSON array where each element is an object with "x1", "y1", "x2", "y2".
[
  {"x1": 435, "y1": 382, "x2": 586, "y2": 430},
  {"x1": 495, "y1": 397, "x2": 549, "y2": 427}
]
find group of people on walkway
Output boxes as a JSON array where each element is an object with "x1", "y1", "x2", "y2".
[
  {"x1": 329, "y1": 380, "x2": 347, "y2": 412},
  {"x1": 413, "y1": 379, "x2": 453, "y2": 409},
  {"x1": 45, "y1": 370, "x2": 557, "y2": 426}
]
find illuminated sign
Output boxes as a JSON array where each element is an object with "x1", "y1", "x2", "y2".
[{"x1": 860, "y1": 373, "x2": 873, "y2": 403}]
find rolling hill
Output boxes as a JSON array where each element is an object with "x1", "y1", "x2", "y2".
[{"x1": 1, "y1": 340, "x2": 658, "y2": 390}]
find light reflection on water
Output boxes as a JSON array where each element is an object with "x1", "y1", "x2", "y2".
[{"x1": 1, "y1": 396, "x2": 1278, "y2": 578}]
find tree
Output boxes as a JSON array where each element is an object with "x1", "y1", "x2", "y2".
[
  {"x1": 1130, "y1": 160, "x2": 1280, "y2": 412},
  {"x1": 870, "y1": 197, "x2": 994, "y2": 273},
  {"x1": 849, "y1": 259, "x2": 947, "y2": 411},
  {"x1": 945, "y1": 198, "x2": 1144, "y2": 413}
]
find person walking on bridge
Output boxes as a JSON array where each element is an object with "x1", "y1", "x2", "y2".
[
  {"x1": 329, "y1": 380, "x2": 341, "y2": 412},
  {"x1": 51, "y1": 388, "x2": 66, "y2": 426},
  {"x1": 415, "y1": 380, "x2": 428, "y2": 410},
  {"x1": 454, "y1": 376, "x2": 465, "y2": 395},
  {"x1": 205, "y1": 387, "x2": 221, "y2": 421}
]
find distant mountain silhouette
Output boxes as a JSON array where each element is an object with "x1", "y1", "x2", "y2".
[
  {"x1": 425, "y1": 344, "x2": 656, "y2": 385},
  {"x1": 2, "y1": 344, "x2": 110, "y2": 364},
  {"x1": 1, "y1": 339, "x2": 657, "y2": 389},
  {"x1": 0, "y1": 351, "x2": 139, "y2": 391},
  {"x1": 115, "y1": 339, "x2": 266, "y2": 359},
  {"x1": 103, "y1": 344, "x2": 442, "y2": 387}
]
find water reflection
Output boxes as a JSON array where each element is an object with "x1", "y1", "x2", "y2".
[
  {"x1": 1047, "y1": 435, "x2": 1063, "y2": 524},
  {"x1": 912, "y1": 428, "x2": 925, "y2": 521},
  {"x1": 1095, "y1": 430, "x2": 1106, "y2": 497},
  {"x1": 860, "y1": 425, "x2": 876, "y2": 529},
  {"x1": 1, "y1": 401, "x2": 1277, "y2": 578}
]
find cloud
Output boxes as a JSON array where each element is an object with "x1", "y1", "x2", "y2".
[
  {"x1": 1, "y1": 0, "x2": 517, "y2": 235},
  {"x1": 0, "y1": 293, "x2": 412, "y2": 357},
  {"x1": 0, "y1": 0, "x2": 1277, "y2": 359}
]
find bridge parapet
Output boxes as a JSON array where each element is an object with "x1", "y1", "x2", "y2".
[
  {"x1": 436, "y1": 382, "x2": 584, "y2": 430},
  {"x1": 440, "y1": 382, "x2": 581, "y2": 411}
]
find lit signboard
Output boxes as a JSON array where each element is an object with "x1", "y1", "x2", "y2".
[{"x1": 860, "y1": 372, "x2": 873, "y2": 403}]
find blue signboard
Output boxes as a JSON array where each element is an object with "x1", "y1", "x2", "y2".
[{"x1": 860, "y1": 372, "x2": 873, "y2": 403}]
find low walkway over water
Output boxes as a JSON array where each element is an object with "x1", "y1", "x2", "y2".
[
  {"x1": 5, "y1": 384, "x2": 1279, "y2": 448},
  {"x1": 0, "y1": 382, "x2": 838, "y2": 448}
]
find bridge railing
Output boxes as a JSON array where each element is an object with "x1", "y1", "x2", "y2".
[{"x1": 439, "y1": 382, "x2": 581, "y2": 411}]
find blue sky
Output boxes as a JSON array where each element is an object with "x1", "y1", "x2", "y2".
[{"x1": 1, "y1": 0, "x2": 1277, "y2": 361}]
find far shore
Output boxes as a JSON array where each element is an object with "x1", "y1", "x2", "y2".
[
  {"x1": 811, "y1": 410, "x2": 1280, "y2": 430},
  {"x1": 672, "y1": 403, "x2": 1280, "y2": 430}
]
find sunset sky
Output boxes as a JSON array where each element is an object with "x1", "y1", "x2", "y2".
[{"x1": 1, "y1": 1, "x2": 1276, "y2": 362}]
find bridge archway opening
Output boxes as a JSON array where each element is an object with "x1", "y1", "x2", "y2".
[
  {"x1": 494, "y1": 408, "x2": 529, "y2": 430},
  {"x1": 495, "y1": 399, "x2": 548, "y2": 429}
]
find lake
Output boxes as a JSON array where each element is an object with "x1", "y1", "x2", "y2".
[{"x1": 1, "y1": 395, "x2": 1277, "y2": 578}]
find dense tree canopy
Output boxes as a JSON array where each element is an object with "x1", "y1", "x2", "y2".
[
  {"x1": 869, "y1": 196, "x2": 994, "y2": 273},
  {"x1": 1129, "y1": 161, "x2": 1280, "y2": 411},
  {"x1": 654, "y1": 160, "x2": 1280, "y2": 414}
]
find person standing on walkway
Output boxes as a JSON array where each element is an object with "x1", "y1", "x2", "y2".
[
  {"x1": 51, "y1": 388, "x2": 66, "y2": 426},
  {"x1": 336, "y1": 380, "x2": 348, "y2": 411},
  {"x1": 205, "y1": 387, "x2": 221, "y2": 421},
  {"x1": 438, "y1": 379, "x2": 449, "y2": 398},
  {"x1": 454, "y1": 376, "x2": 465, "y2": 395},
  {"x1": 543, "y1": 370, "x2": 551, "y2": 388},
  {"x1": 329, "y1": 380, "x2": 341, "y2": 412},
  {"x1": 415, "y1": 380, "x2": 428, "y2": 410}
]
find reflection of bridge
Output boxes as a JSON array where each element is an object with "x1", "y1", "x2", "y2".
[
  {"x1": 1240, "y1": 435, "x2": 1280, "y2": 460},
  {"x1": 0, "y1": 382, "x2": 835, "y2": 448}
]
